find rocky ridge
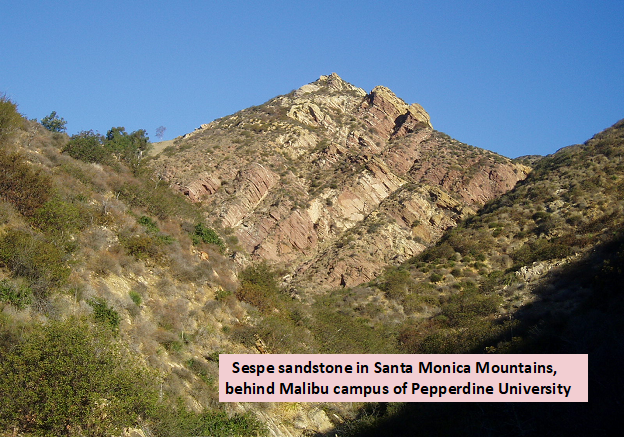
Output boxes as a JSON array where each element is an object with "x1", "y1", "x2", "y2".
[{"x1": 150, "y1": 73, "x2": 529, "y2": 290}]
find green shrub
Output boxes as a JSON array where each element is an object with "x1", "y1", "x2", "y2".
[
  {"x1": 0, "y1": 148, "x2": 52, "y2": 217},
  {"x1": 154, "y1": 404, "x2": 266, "y2": 437},
  {"x1": 421, "y1": 242, "x2": 455, "y2": 262},
  {"x1": 402, "y1": 293, "x2": 439, "y2": 314},
  {"x1": 215, "y1": 287, "x2": 233, "y2": 302},
  {"x1": 115, "y1": 179, "x2": 200, "y2": 221},
  {"x1": 105, "y1": 126, "x2": 151, "y2": 165},
  {"x1": 429, "y1": 272, "x2": 444, "y2": 283},
  {"x1": 32, "y1": 196, "x2": 85, "y2": 234},
  {"x1": 163, "y1": 338, "x2": 183, "y2": 352},
  {"x1": 252, "y1": 314, "x2": 314, "y2": 353},
  {"x1": 239, "y1": 261, "x2": 279, "y2": 293},
  {"x1": 236, "y1": 283, "x2": 276, "y2": 313},
  {"x1": 192, "y1": 223, "x2": 224, "y2": 248},
  {"x1": 0, "y1": 229, "x2": 70, "y2": 289},
  {"x1": 512, "y1": 239, "x2": 573, "y2": 267},
  {"x1": 120, "y1": 233, "x2": 162, "y2": 261},
  {"x1": 138, "y1": 215, "x2": 160, "y2": 233},
  {"x1": 0, "y1": 93, "x2": 23, "y2": 142},
  {"x1": 138, "y1": 215, "x2": 175, "y2": 244},
  {"x1": 379, "y1": 267, "x2": 412, "y2": 300},
  {"x1": 87, "y1": 297, "x2": 120, "y2": 331},
  {"x1": 0, "y1": 318, "x2": 160, "y2": 436},
  {"x1": 186, "y1": 357, "x2": 214, "y2": 385},
  {"x1": 63, "y1": 130, "x2": 109, "y2": 164},
  {"x1": 312, "y1": 300, "x2": 396, "y2": 354},
  {"x1": 63, "y1": 127, "x2": 151, "y2": 167},
  {"x1": 480, "y1": 270, "x2": 516, "y2": 293},
  {"x1": 0, "y1": 279, "x2": 33, "y2": 309},
  {"x1": 41, "y1": 111, "x2": 67, "y2": 133},
  {"x1": 129, "y1": 290, "x2": 142, "y2": 306},
  {"x1": 441, "y1": 289, "x2": 501, "y2": 327}
]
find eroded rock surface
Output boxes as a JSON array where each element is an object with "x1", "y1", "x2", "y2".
[{"x1": 150, "y1": 73, "x2": 528, "y2": 290}]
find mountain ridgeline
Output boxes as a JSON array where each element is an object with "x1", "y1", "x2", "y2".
[
  {"x1": 1, "y1": 76, "x2": 623, "y2": 436},
  {"x1": 149, "y1": 73, "x2": 529, "y2": 291}
]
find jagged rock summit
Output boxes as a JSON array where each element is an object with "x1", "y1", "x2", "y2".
[{"x1": 150, "y1": 73, "x2": 529, "y2": 290}]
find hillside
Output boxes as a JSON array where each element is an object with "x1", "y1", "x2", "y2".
[
  {"x1": 0, "y1": 105, "x2": 284, "y2": 435},
  {"x1": 307, "y1": 119, "x2": 624, "y2": 355},
  {"x1": 149, "y1": 73, "x2": 529, "y2": 291},
  {"x1": 327, "y1": 119, "x2": 624, "y2": 435},
  {"x1": 1, "y1": 83, "x2": 623, "y2": 436}
]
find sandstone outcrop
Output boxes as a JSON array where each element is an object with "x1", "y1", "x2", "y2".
[
  {"x1": 149, "y1": 73, "x2": 528, "y2": 290},
  {"x1": 358, "y1": 85, "x2": 432, "y2": 139}
]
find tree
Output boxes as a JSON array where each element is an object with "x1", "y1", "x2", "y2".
[
  {"x1": 0, "y1": 93, "x2": 23, "y2": 142},
  {"x1": 156, "y1": 125, "x2": 166, "y2": 141},
  {"x1": 105, "y1": 127, "x2": 151, "y2": 164},
  {"x1": 41, "y1": 111, "x2": 67, "y2": 133},
  {"x1": 63, "y1": 130, "x2": 108, "y2": 164}
]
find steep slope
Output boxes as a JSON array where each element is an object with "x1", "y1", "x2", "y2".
[
  {"x1": 0, "y1": 115, "x2": 318, "y2": 436},
  {"x1": 331, "y1": 119, "x2": 624, "y2": 436},
  {"x1": 2, "y1": 86, "x2": 622, "y2": 437},
  {"x1": 150, "y1": 73, "x2": 528, "y2": 290},
  {"x1": 324, "y1": 118, "x2": 624, "y2": 356}
]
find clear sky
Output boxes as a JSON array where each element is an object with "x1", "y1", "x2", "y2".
[{"x1": 1, "y1": 0, "x2": 622, "y2": 157}]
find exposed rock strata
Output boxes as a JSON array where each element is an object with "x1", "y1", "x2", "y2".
[{"x1": 149, "y1": 73, "x2": 529, "y2": 290}]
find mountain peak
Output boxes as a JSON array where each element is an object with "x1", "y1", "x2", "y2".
[
  {"x1": 150, "y1": 73, "x2": 527, "y2": 290},
  {"x1": 294, "y1": 73, "x2": 366, "y2": 97}
]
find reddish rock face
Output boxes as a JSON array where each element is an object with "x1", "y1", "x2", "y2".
[
  {"x1": 219, "y1": 164, "x2": 280, "y2": 228},
  {"x1": 183, "y1": 173, "x2": 221, "y2": 202},
  {"x1": 358, "y1": 86, "x2": 432, "y2": 140},
  {"x1": 149, "y1": 74, "x2": 528, "y2": 292}
]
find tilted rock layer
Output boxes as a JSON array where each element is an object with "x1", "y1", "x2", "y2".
[{"x1": 150, "y1": 73, "x2": 529, "y2": 291}]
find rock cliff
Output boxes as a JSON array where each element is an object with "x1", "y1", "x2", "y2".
[{"x1": 149, "y1": 73, "x2": 529, "y2": 290}]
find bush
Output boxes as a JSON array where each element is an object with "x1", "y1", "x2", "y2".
[
  {"x1": 0, "y1": 148, "x2": 52, "y2": 217},
  {"x1": 41, "y1": 111, "x2": 67, "y2": 133},
  {"x1": 512, "y1": 239, "x2": 573, "y2": 267},
  {"x1": 129, "y1": 290, "x2": 142, "y2": 306},
  {"x1": 154, "y1": 404, "x2": 267, "y2": 437},
  {"x1": 239, "y1": 261, "x2": 279, "y2": 293},
  {"x1": 138, "y1": 215, "x2": 159, "y2": 233},
  {"x1": 63, "y1": 130, "x2": 109, "y2": 164},
  {"x1": 421, "y1": 242, "x2": 455, "y2": 262},
  {"x1": 105, "y1": 126, "x2": 151, "y2": 165},
  {"x1": 236, "y1": 262, "x2": 281, "y2": 313},
  {"x1": 429, "y1": 273, "x2": 444, "y2": 283},
  {"x1": 0, "y1": 93, "x2": 22, "y2": 142},
  {"x1": 0, "y1": 229, "x2": 70, "y2": 289},
  {"x1": 312, "y1": 300, "x2": 396, "y2": 354},
  {"x1": 120, "y1": 233, "x2": 162, "y2": 261},
  {"x1": 379, "y1": 267, "x2": 412, "y2": 300},
  {"x1": 114, "y1": 178, "x2": 200, "y2": 221},
  {"x1": 0, "y1": 279, "x2": 33, "y2": 309},
  {"x1": 441, "y1": 289, "x2": 502, "y2": 327},
  {"x1": 402, "y1": 293, "x2": 439, "y2": 314},
  {"x1": 192, "y1": 223, "x2": 224, "y2": 248},
  {"x1": 138, "y1": 215, "x2": 175, "y2": 244},
  {"x1": 32, "y1": 196, "x2": 85, "y2": 234},
  {"x1": 0, "y1": 318, "x2": 160, "y2": 436},
  {"x1": 87, "y1": 297, "x2": 121, "y2": 331},
  {"x1": 63, "y1": 127, "x2": 151, "y2": 167}
]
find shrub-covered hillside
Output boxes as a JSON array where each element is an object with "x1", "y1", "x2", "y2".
[
  {"x1": 328, "y1": 120, "x2": 624, "y2": 435},
  {"x1": 2, "y1": 88, "x2": 623, "y2": 436},
  {"x1": 0, "y1": 98, "x2": 271, "y2": 436},
  {"x1": 307, "y1": 119, "x2": 624, "y2": 357}
]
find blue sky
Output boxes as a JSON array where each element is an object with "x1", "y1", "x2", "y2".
[{"x1": 1, "y1": 0, "x2": 622, "y2": 157}]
